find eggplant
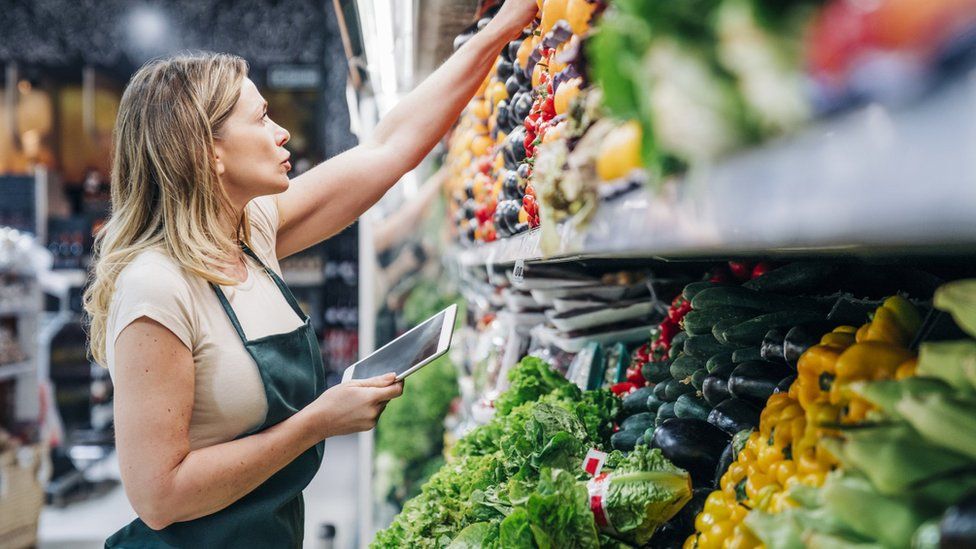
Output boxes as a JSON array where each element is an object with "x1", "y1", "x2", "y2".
[
  {"x1": 728, "y1": 360, "x2": 794, "y2": 406},
  {"x1": 774, "y1": 375, "x2": 796, "y2": 394},
  {"x1": 503, "y1": 127, "x2": 527, "y2": 169},
  {"x1": 514, "y1": 92, "x2": 534, "y2": 121},
  {"x1": 940, "y1": 490, "x2": 976, "y2": 548},
  {"x1": 505, "y1": 74, "x2": 521, "y2": 98},
  {"x1": 514, "y1": 62, "x2": 531, "y2": 86},
  {"x1": 783, "y1": 323, "x2": 834, "y2": 369},
  {"x1": 652, "y1": 418, "x2": 731, "y2": 486},
  {"x1": 506, "y1": 39, "x2": 522, "y2": 62},
  {"x1": 646, "y1": 522, "x2": 684, "y2": 549},
  {"x1": 760, "y1": 328, "x2": 787, "y2": 364},
  {"x1": 652, "y1": 488, "x2": 710, "y2": 547},
  {"x1": 516, "y1": 162, "x2": 531, "y2": 181},
  {"x1": 495, "y1": 100, "x2": 512, "y2": 133},
  {"x1": 702, "y1": 361, "x2": 735, "y2": 407},
  {"x1": 715, "y1": 441, "x2": 735, "y2": 487},
  {"x1": 501, "y1": 171, "x2": 520, "y2": 200},
  {"x1": 497, "y1": 59, "x2": 514, "y2": 81},
  {"x1": 707, "y1": 398, "x2": 761, "y2": 436}
]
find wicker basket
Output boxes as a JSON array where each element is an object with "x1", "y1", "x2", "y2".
[{"x1": 0, "y1": 444, "x2": 47, "y2": 549}]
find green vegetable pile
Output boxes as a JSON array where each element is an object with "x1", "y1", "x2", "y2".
[
  {"x1": 745, "y1": 279, "x2": 976, "y2": 548},
  {"x1": 372, "y1": 357, "x2": 692, "y2": 548},
  {"x1": 375, "y1": 354, "x2": 459, "y2": 504}
]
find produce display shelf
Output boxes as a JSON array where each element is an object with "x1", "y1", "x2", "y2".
[
  {"x1": 456, "y1": 71, "x2": 976, "y2": 268},
  {"x1": 0, "y1": 305, "x2": 35, "y2": 317},
  {"x1": 0, "y1": 360, "x2": 34, "y2": 381}
]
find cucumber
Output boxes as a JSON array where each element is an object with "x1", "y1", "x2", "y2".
[
  {"x1": 706, "y1": 352, "x2": 734, "y2": 373},
  {"x1": 691, "y1": 286, "x2": 828, "y2": 313},
  {"x1": 670, "y1": 354, "x2": 703, "y2": 381},
  {"x1": 653, "y1": 381, "x2": 669, "y2": 401},
  {"x1": 655, "y1": 402, "x2": 677, "y2": 427},
  {"x1": 671, "y1": 331, "x2": 689, "y2": 348},
  {"x1": 682, "y1": 281, "x2": 732, "y2": 301},
  {"x1": 732, "y1": 347, "x2": 763, "y2": 363},
  {"x1": 611, "y1": 429, "x2": 640, "y2": 451},
  {"x1": 742, "y1": 263, "x2": 840, "y2": 294},
  {"x1": 622, "y1": 387, "x2": 655, "y2": 415},
  {"x1": 683, "y1": 307, "x2": 754, "y2": 335},
  {"x1": 685, "y1": 334, "x2": 742, "y2": 359},
  {"x1": 723, "y1": 310, "x2": 825, "y2": 346},
  {"x1": 674, "y1": 394, "x2": 712, "y2": 421},
  {"x1": 728, "y1": 361, "x2": 794, "y2": 406},
  {"x1": 622, "y1": 412, "x2": 656, "y2": 432},
  {"x1": 665, "y1": 379, "x2": 696, "y2": 401},
  {"x1": 668, "y1": 342, "x2": 683, "y2": 360},
  {"x1": 646, "y1": 393, "x2": 665, "y2": 413},
  {"x1": 642, "y1": 360, "x2": 671, "y2": 383},
  {"x1": 691, "y1": 368, "x2": 708, "y2": 391},
  {"x1": 712, "y1": 319, "x2": 741, "y2": 345}
]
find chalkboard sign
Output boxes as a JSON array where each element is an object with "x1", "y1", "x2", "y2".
[{"x1": 0, "y1": 175, "x2": 37, "y2": 235}]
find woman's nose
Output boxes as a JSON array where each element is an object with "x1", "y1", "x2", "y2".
[{"x1": 276, "y1": 125, "x2": 290, "y2": 147}]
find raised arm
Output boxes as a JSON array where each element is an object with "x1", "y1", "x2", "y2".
[
  {"x1": 273, "y1": 0, "x2": 537, "y2": 259},
  {"x1": 113, "y1": 318, "x2": 402, "y2": 530}
]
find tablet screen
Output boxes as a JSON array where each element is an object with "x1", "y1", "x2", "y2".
[{"x1": 351, "y1": 310, "x2": 448, "y2": 380}]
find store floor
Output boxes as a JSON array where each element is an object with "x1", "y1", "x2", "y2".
[{"x1": 38, "y1": 434, "x2": 361, "y2": 549}]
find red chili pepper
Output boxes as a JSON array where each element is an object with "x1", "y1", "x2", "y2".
[
  {"x1": 610, "y1": 382, "x2": 637, "y2": 396},
  {"x1": 752, "y1": 261, "x2": 772, "y2": 279},
  {"x1": 728, "y1": 261, "x2": 753, "y2": 281},
  {"x1": 658, "y1": 320, "x2": 679, "y2": 342},
  {"x1": 625, "y1": 365, "x2": 645, "y2": 386}
]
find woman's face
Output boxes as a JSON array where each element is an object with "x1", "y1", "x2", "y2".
[{"x1": 214, "y1": 78, "x2": 291, "y2": 207}]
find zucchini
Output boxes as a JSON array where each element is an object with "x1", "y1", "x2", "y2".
[
  {"x1": 670, "y1": 354, "x2": 703, "y2": 381},
  {"x1": 691, "y1": 286, "x2": 828, "y2": 313},
  {"x1": 611, "y1": 429, "x2": 640, "y2": 451},
  {"x1": 707, "y1": 398, "x2": 761, "y2": 435},
  {"x1": 774, "y1": 375, "x2": 796, "y2": 394},
  {"x1": 827, "y1": 294, "x2": 883, "y2": 325},
  {"x1": 711, "y1": 319, "x2": 741, "y2": 345},
  {"x1": 722, "y1": 310, "x2": 825, "y2": 346},
  {"x1": 685, "y1": 334, "x2": 742, "y2": 359},
  {"x1": 732, "y1": 347, "x2": 763, "y2": 363},
  {"x1": 727, "y1": 361, "x2": 794, "y2": 406},
  {"x1": 760, "y1": 329, "x2": 787, "y2": 364},
  {"x1": 691, "y1": 368, "x2": 708, "y2": 391},
  {"x1": 682, "y1": 307, "x2": 754, "y2": 335},
  {"x1": 651, "y1": 418, "x2": 730, "y2": 486},
  {"x1": 655, "y1": 402, "x2": 677, "y2": 427},
  {"x1": 706, "y1": 352, "x2": 734, "y2": 373},
  {"x1": 675, "y1": 394, "x2": 711, "y2": 421},
  {"x1": 646, "y1": 393, "x2": 665, "y2": 413},
  {"x1": 622, "y1": 412, "x2": 656, "y2": 432},
  {"x1": 664, "y1": 379, "x2": 696, "y2": 402},
  {"x1": 683, "y1": 281, "x2": 731, "y2": 301},
  {"x1": 642, "y1": 360, "x2": 671, "y2": 383},
  {"x1": 783, "y1": 323, "x2": 834, "y2": 368},
  {"x1": 742, "y1": 262, "x2": 839, "y2": 294},
  {"x1": 622, "y1": 386, "x2": 655, "y2": 415},
  {"x1": 702, "y1": 362, "x2": 736, "y2": 407}
]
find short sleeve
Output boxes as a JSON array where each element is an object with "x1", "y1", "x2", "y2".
[
  {"x1": 247, "y1": 195, "x2": 280, "y2": 266},
  {"x1": 109, "y1": 255, "x2": 195, "y2": 353}
]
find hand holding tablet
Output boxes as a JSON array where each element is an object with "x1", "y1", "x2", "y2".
[{"x1": 342, "y1": 304, "x2": 457, "y2": 383}]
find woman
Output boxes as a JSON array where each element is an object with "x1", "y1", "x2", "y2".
[{"x1": 83, "y1": 1, "x2": 536, "y2": 546}]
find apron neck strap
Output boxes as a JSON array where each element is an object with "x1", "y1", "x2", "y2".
[{"x1": 210, "y1": 243, "x2": 309, "y2": 343}]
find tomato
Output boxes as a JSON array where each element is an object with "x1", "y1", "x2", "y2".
[{"x1": 728, "y1": 261, "x2": 753, "y2": 282}]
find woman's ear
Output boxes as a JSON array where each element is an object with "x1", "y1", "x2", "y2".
[{"x1": 215, "y1": 155, "x2": 226, "y2": 176}]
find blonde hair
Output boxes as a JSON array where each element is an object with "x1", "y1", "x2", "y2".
[{"x1": 84, "y1": 52, "x2": 252, "y2": 366}]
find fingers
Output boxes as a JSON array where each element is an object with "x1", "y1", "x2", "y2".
[
  {"x1": 348, "y1": 372, "x2": 398, "y2": 388},
  {"x1": 377, "y1": 381, "x2": 404, "y2": 402}
]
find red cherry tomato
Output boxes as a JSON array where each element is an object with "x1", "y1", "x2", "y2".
[
  {"x1": 728, "y1": 261, "x2": 753, "y2": 282},
  {"x1": 752, "y1": 261, "x2": 773, "y2": 279}
]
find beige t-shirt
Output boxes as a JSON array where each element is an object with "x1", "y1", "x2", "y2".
[{"x1": 106, "y1": 196, "x2": 306, "y2": 450}]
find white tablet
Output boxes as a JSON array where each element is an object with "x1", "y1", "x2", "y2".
[{"x1": 342, "y1": 304, "x2": 457, "y2": 382}]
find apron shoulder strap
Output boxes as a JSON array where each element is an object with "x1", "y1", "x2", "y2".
[{"x1": 239, "y1": 243, "x2": 308, "y2": 322}]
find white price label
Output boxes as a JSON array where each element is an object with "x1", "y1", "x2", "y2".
[{"x1": 512, "y1": 259, "x2": 526, "y2": 285}]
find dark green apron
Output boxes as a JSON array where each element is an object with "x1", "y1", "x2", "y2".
[{"x1": 106, "y1": 244, "x2": 326, "y2": 548}]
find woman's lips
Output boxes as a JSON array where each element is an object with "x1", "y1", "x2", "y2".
[{"x1": 282, "y1": 160, "x2": 292, "y2": 172}]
